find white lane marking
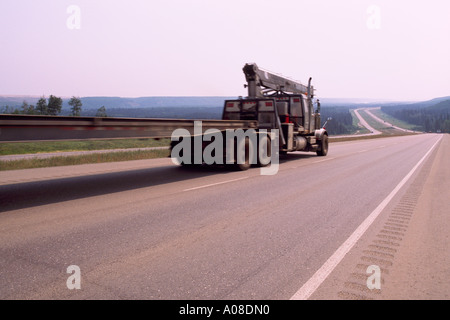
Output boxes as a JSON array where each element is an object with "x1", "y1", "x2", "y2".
[
  {"x1": 313, "y1": 157, "x2": 335, "y2": 164},
  {"x1": 183, "y1": 176, "x2": 249, "y2": 192},
  {"x1": 289, "y1": 156, "x2": 336, "y2": 169},
  {"x1": 290, "y1": 135, "x2": 443, "y2": 300}
]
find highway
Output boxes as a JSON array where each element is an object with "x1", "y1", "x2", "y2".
[
  {"x1": 364, "y1": 107, "x2": 417, "y2": 133},
  {"x1": 353, "y1": 108, "x2": 382, "y2": 136},
  {"x1": 0, "y1": 133, "x2": 448, "y2": 300}
]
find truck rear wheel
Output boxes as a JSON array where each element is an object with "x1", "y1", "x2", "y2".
[
  {"x1": 316, "y1": 134, "x2": 328, "y2": 156},
  {"x1": 257, "y1": 134, "x2": 271, "y2": 167},
  {"x1": 234, "y1": 137, "x2": 254, "y2": 171}
]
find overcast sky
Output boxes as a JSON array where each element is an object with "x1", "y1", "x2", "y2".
[{"x1": 1, "y1": 0, "x2": 449, "y2": 101}]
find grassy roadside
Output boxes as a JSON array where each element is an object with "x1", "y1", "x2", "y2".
[
  {"x1": 0, "y1": 148, "x2": 170, "y2": 171},
  {"x1": 0, "y1": 138, "x2": 171, "y2": 156}
]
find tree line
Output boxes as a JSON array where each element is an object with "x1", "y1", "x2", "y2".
[
  {"x1": 1, "y1": 96, "x2": 361, "y2": 135},
  {"x1": 381, "y1": 102, "x2": 450, "y2": 133},
  {"x1": 320, "y1": 107, "x2": 356, "y2": 135},
  {"x1": 0, "y1": 96, "x2": 108, "y2": 117}
]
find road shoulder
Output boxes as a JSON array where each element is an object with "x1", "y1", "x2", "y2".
[
  {"x1": 381, "y1": 134, "x2": 450, "y2": 299},
  {"x1": 309, "y1": 134, "x2": 448, "y2": 299}
]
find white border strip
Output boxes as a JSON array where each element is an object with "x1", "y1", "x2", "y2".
[{"x1": 290, "y1": 135, "x2": 442, "y2": 300}]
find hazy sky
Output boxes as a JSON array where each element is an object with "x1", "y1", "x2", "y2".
[{"x1": 1, "y1": 0, "x2": 449, "y2": 101}]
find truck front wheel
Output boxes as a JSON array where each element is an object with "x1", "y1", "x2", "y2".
[{"x1": 316, "y1": 134, "x2": 329, "y2": 156}]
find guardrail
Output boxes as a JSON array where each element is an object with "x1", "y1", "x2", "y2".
[{"x1": 0, "y1": 115, "x2": 258, "y2": 142}]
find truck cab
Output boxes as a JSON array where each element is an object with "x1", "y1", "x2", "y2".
[{"x1": 222, "y1": 93, "x2": 327, "y2": 155}]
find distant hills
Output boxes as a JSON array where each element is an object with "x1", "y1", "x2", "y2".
[
  {"x1": 1, "y1": 94, "x2": 449, "y2": 117},
  {"x1": 378, "y1": 96, "x2": 450, "y2": 110},
  {"x1": 428, "y1": 99, "x2": 450, "y2": 111},
  {"x1": 2, "y1": 94, "x2": 448, "y2": 133},
  {"x1": 0, "y1": 96, "x2": 235, "y2": 110},
  {"x1": 74, "y1": 96, "x2": 237, "y2": 110},
  {"x1": 380, "y1": 96, "x2": 450, "y2": 133}
]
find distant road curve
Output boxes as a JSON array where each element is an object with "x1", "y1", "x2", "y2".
[
  {"x1": 331, "y1": 108, "x2": 382, "y2": 139},
  {"x1": 353, "y1": 108, "x2": 382, "y2": 135},
  {"x1": 365, "y1": 107, "x2": 417, "y2": 133}
]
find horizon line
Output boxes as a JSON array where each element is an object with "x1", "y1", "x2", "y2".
[{"x1": 0, "y1": 94, "x2": 438, "y2": 103}]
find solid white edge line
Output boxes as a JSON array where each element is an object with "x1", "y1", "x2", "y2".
[
  {"x1": 183, "y1": 176, "x2": 249, "y2": 192},
  {"x1": 290, "y1": 135, "x2": 443, "y2": 300}
]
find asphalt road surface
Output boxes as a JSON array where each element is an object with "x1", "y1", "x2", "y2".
[{"x1": 0, "y1": 133, "x2": 448, "y2": 300}]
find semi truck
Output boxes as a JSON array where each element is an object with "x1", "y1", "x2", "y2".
[
  {"x1": 0, "y1": 63, "x2": 328, "y2": 171},
  {"x1": 170, "y1": 63, "x2": 328, "y2": 170}
]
